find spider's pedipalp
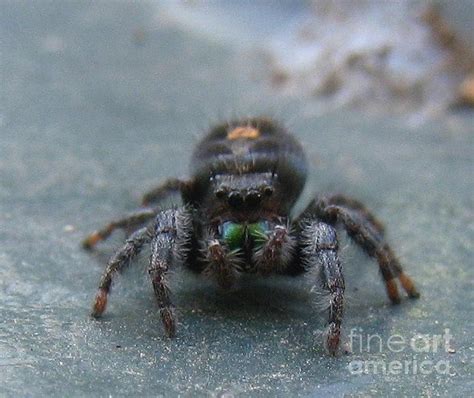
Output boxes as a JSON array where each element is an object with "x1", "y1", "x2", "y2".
[
  {"x1": 202, "y1": 238, "x2": 237, "y2": 289},
  {"x1": 253, "y1": 223, "x2": 296, "y2": 275}
]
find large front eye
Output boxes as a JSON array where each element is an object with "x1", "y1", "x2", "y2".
[
  {"x1": 228, "y1": 191, "x2": 244, "y2": 207},
  {"x1": 245, "y1": 190, "x2": 262, "y2": 207}
]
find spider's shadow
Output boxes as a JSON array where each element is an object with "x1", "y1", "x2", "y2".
[
  {"x1": 88, "y1": 244, "x2": 314, "y2": 321},
  {"x1": 177, "y1": 274, "x2": 314, "y2": 320},
  {"x1": 87, "y1": 242, "x2": 409, "y2": 338}
]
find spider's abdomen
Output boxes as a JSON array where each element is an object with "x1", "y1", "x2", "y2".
[{"x1": 190, "y1": 117, "x2": 308, "y2": 210}]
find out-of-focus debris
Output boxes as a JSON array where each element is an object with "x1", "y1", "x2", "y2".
[
  {"x1": 421, "y1": 5, "x2": 473, "y2": 68},
  {"x1": 267, "y1": 1, "x2": 474, "y2": 119},
  {"x1": 132, "y1": 28, "x2": 147, "y2": 46},
  {"x1": 157, "y1": 0, "x2": 473, "y2": 119},
  {"x1": 270, "y1": 69, "x2": 290, "y2": 87},
  {"x1": 457, "y1": 75, "x2": 474, "y2": 106},
  {"x1": 63, "y1": 225, "x2": 75, "y2": 232}
]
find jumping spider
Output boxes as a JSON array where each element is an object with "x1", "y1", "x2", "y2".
[{"x1": 83, "y1": 117, "x2": 419, "y2": 355}]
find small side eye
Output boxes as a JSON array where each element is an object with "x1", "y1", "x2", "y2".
[
  {"x1": 215, "y1": 188, "x2": 226, "y2": 199},
  {"x1": 263, "y1": 186, "x2": 274, "y2": 196}
]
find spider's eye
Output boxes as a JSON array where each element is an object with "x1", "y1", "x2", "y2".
[
  {"x1": 228, "y1": 191, "x2": 244, "y2": 207},
  {"x1": 245, "y1": 190, "x2": 262, "y2": 207},
  {"x1": 215, "y1": 188, "x2": 226, "y2": 199},
  {"x1": 263, "y1": 186, "x2": 273, "y2": 196}
]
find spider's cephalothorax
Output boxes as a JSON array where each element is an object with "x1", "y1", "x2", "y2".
[{"x1": 83, "y1": 117, "x2": 419, "y2": 355}]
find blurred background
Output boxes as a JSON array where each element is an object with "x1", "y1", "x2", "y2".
[
  {"x1": 1, "y1": 1, "x2": 473, "y2": 397},
  {"x1": 161, "y1": 0, "x2": 474, "y2": 121}
]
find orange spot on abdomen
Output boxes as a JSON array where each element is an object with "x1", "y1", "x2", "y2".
[{"x1": 227, "y1": 126, "x2": 260, "y2": 140}]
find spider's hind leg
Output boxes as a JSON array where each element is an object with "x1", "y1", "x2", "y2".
[
  {"x1": 83, "y1": 178, "x2": 192, "y2": 249},
  {"x1": 319, "y1": 194, "x2": 386, "y2": 237},
  {"x1": 141, "y1": 178, "x2": 190, "y2": 206},
  {"x1": 300, "y1": 194, "x2": 419, "y2": 304},
  {"x1": 83, "y1": 208, "x2": 157, "y2": 249}
]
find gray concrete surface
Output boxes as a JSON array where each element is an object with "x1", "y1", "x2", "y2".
[{"x1": 1, "y1": 2, "x2": 473, "y2": 397}]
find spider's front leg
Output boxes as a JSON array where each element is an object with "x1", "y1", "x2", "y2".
[
  {"x1": 149, "y1": 207, "x2": 193, "y2": 337},
  {"x1": 300, "y1": 221, "x2": 345, "y2": 356},
  {"x1": 91, "y1": 224, "x2": 154, "y2": 317}
]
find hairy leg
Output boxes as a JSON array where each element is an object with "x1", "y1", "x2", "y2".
[
  {"x1": 141, "y1": 178, "x2": 189, "y2": 206},
  {"x1": 300, "y1": 221, "x2": 345, "y2": 355},
  {"x1": 83, "y1": 178, "x2": 191, "y2": 249},
  {"x1": 319, "y1": 194, "x2": 386, "y2": 236},
  {"x1": 91, "y1": 225, "x2": 153, "y2": 317},
  {"x1": 301, "y1": 195, "x2": 419, "y2": 303},
  {"x1": 83, "y1": 208, "x2": 157, "y2": 249},
  {"x1": 149, "y1": 207, "x2": 193, "y2": 337}
]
